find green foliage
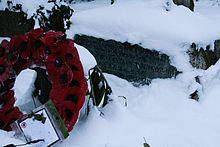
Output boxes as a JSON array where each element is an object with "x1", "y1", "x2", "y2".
[
  {"x1": 143, "y1": 143, "x2": 151, "y2": 147},
  {"x1": 31, "y1": 67, "x2": 52, "y2": 105},
  {"x1": 88, "y1": 65, "x2": 112, "y2": 108},
  {"x1": 111, "y1": 0, "x2": 114, "y2": 5},
  {"x1": 143, "y1": 137, "x2": 151, "y2": 147},
  {"x1": 28, "y1": 111, "x2": 46, "y2": 124},
  {"x1": 35, "y1": 2, "x2": 74, "y2": 33}
]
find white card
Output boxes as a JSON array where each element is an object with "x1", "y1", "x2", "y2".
[{"x1": 18, "y1": 108, "x2": 60, "y2": 146}]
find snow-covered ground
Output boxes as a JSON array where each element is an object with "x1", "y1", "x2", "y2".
[{"x1": 1, "y1": 0, "x2": 220, "y2": 147}]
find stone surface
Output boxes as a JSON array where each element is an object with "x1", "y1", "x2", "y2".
[
  {"x1": 0, "y1": 10, "x2": 35, "y2": 37},
  {"x1": 214, "y1": 40, "x2": 220, "y2": 59},
  {"x1": 74, "y1": 35, "x2": 178, "y2": 85},
  {"x1": 173, "y1": 0, "x2": 194, "y2": 11},
  {"x1": 188, "y1": 42, "x2": 219, "y2": 70}
]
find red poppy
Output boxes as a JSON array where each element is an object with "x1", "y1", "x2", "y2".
[
  {"x1": 76, "y1": 77, "x2": 88, "y2": 96},
  {"x1": 0, "y1": 40, "x2": 10, "y2": 60},
  {"x1": 52, "y1": 40, "x2": 70, "y2": 56},
  {"x1": 0, "y1": 58, "x2": 12, "y2": 82},
  {"x1": 29, "y1": 28, "x2": 44, "y2": 38},
  {"x1": 49, "y1": 85, "x2": 86, "y2": 131},
  {"x1": 0, "y1": 107, "x2": 22, "y2": 131},
  {"x1": 40, "y1": 31, "x2": 64, "y2": 49},
  {"x1": 65, "y1": 55, "x2": 84, "y2": 81},
  {"x1": 54, "y1": 100, "x2": 79, "y2": 132},
  {"x1": 10, "y1": 35, "x2": 30, "y2": 59},
  {"x1": 3, "y1": 78, "x2": 15, "y2": 90},
  {"x1": 46, "y1": 55, "x2": 73, "y2": 87},
  {"x1": 12, "y1": 57, "x2": 34, "y2": 75},
  {"x1": 0, "y1": 90, "x2": 15, "y2": 112},
  {"x1": 28, "y1": 29, "x2": 45, "y2": 61},
  {"x1": 52, "y1": 86, "x2": 84, "y2": 105},
  {"x1": 65, "y1": 87, "x2": 85, "y2": 109},
  {"x1": 66, "y1": 42, "x2": 80, "y2": 60},
  {"x1": 62, "y1": 110, "x2": 79, "y2": 132}
]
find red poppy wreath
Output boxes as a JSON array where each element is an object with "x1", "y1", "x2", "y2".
[{"x1": 0, "y1": 28, "x2": 88, "y2": 132}]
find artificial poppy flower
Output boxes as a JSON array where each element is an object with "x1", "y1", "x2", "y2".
[
  {"x1": 10, "y1": 35, "x2": 30, "y2": 59},
  {"x1": 0, "y1": 90, "x2": 15, "y2": 112},
  {"x1": 60, "y1": 109, "x2": 79, "y2": 132},
  {"x1": 0, "y1": 58, "x2": 12, "y2": 82},
  {"x1": 0, "y1": 40, "x2": 18, "y2": 65},
  {"x1": 49, "y1": 86, "x2": 66, "y2": 104},
  {"x1": 50, "y1": 86, "x2": 84, "y2": 105},
  {"x1": 46, "y1": 56, "x2": 73, "y2": 87},
  {"x1": 52, "y1": 40, "x2": 69, "y2": 55},
  {"x1": 32, "y1": 43, "x2": 49, "y2": 66},
  {"x1": 29, "y1": 28, "x2": 44, "y2": 38},
  {"x1": 0, "y1": 107, "x2": 22, "y2": 131},
  {"x1": 50, "y1": 87, "x2": 86, "y2": 131},
  {"x1": 41, "y1": 36, "x2": 70, "y2": 57},
  {"x1": 13, "y1": 57, "x2": 34, "y2": 75},
  {"x1": 27, "y1": 29, "x2": 45, "y2": 60},
  {"x1": 3, "y1": 78, "x2": 15, "y2": 90},
  {"x1": 63, "y1": 87, "x2": 85, "y2": 109},
  {"x1": 65, "y1": 41, "x2": 80, "y2": 60},
  {"x1": 0, "y1": 40, "x2": 10, "y2": 61},
  {"x1": 65, "y1": 51, "x2": 79, "y2": 65},
  {"x1": 65, "y1": 111, "x2": 79, "y2": 132},
  {"x1": 69, "y1": 64, "x2": 84, "y2": 82},
  {"x1": 54, "y1": 100, "x2": 79, "y2": 132},
  {"x1": 75, "y1": 77, "x2": 88, "y2": 96},
  {"x1": 33, "y1": 57, "x2": 46, "y2": 66},
  {"x1": 40, "y1": 31, "x2": 64, "y2": 49}
]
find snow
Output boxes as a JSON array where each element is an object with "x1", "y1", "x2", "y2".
[
  {"x1": 0, "y1": 130, "x2": 31, "y2": 147},
  {"x1": 68, "y1": 0, "x2": 220, "y2": 49},
  {"x1": 1, "y1": 0, "x2": 220, "y2": 147},
  {"x1": 75, "y1": 44, "x2": 97, "y2": 76}
]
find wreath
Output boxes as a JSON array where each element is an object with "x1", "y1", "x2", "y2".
[{"x1": 0, "y1": 28, "x2": 87, "y2": 132}]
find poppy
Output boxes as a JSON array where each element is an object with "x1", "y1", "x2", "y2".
[
  {"x1": 28, "y1": 29, "x2": 45, "y2": 61},
  {"x1": 49, "y1": 86, "x2": 86, "y2": 131},
  {"x1": 0, "y1": 58, "x2": 12, "y2": 82},
  {"x1": 52, "y1": 86, "x2": 84, "y2": 105},
  {"x1": 76, "y1": 77, "x2": 88, "y2": 96},
  {"x1": 63, "y1": 87, "x2": 85, "y2": 110},
  {"x1": 54, "y1": 101, "x2": 79, "y2": 132},
  {"x1": 61, "y1": 109, "x2": 79, "y2": 132},
  {"x1": 3, "y1": 78, "x2": 15, "y2": 90},
  {"x1": 65, "y1": 42, "x2": 80, "y2": 60},
  {"x1": 29, "y1": 28, "x2": 44, "y2": 38},
  {"x1": 0, "y1": 107, "x2": 22, "y2": 131},
  {"x1": 40, "y1": 31, "x2": 64, "y2": 49},
  {"x1": 0, "y1": 40, "x2": 10, "y2": 60},
  {"x1": 10, "y1": 35, "x2": 30, "y2": 59},
  {"x1": 13, "y1": 57, "x2": 34, "y2": 75},
  {"x1": 46, "y1": 56, "x2": 73, "y2": 87},
  {"x1": 0, "y1": 90, "x2": 15, "y2": 112}
]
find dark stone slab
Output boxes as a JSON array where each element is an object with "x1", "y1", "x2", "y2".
[
  {"x1": 188, "y1": 42, "x2": 220, "y2": 70},
  {"x1": 74, "y1": 34, "x2": 178, "y2": 85},
  {"x1": 0, "y1": 10, "x2": 35, "y2": 37},
  {"x1": 173, "y1": 0, "x2": 194, "y2": 11}
]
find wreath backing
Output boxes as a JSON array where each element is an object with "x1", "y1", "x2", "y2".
[{"x1": 0, "y1": 28, "x2": 88, "y2": 132}]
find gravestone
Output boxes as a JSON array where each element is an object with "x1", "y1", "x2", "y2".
[
  {"x1": 74, "y1": 35, "x2": 178, "y2": 85},
  {"x1": 188, "y1": 40, "x2": 220, "y2": 70},
  {"x1": 0, "y1": 10, "x2": 35, "y2": 37},
  {"x1": 173, "y1": 0, "x2": 194, "y2": 11}
]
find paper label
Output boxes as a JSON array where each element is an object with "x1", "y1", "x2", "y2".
[{"x1": 18, "y1": 108, "x2": 60, "y2": 146}]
